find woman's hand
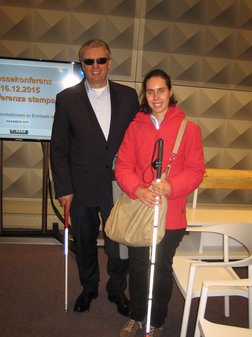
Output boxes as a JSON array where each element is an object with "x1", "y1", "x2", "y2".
[
  {"x1": 136, "y1": 186, "x2": 161, "y2": 208},
  {"x1": 151, "y1": 179, "x2": 171, "y2": 196}
]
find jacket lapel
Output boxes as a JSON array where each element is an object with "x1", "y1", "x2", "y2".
[
  {"x1": 108, "y1": 81, "x2": 121, "y2": 144},
  {"x1": 75, "y1": 80, "x2": 107, "y2": 141}
]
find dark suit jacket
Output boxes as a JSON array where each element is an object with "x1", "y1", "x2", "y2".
[{"x1": 50, "y1": 79, "x2": 139, "y2": 207}]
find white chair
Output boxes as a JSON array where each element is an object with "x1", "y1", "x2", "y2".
[
  {"x1": 195, "y1": 279, "x2": 252, "y2": 337},
  {"x1": 173, "y1": 222, "x2": 252, "y2": 337}
]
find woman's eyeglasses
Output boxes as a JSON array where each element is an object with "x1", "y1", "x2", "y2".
[{"x1": 82, "y1": 58, "x2": 108, "y2": 66}]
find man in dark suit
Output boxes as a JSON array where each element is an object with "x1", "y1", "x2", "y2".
[{"x1": 50, "y1": 39, "x2": 139, "y2": 315}]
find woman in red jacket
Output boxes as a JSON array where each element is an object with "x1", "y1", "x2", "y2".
[{"x1": 115, "y1": 69, "x2": 205, "y2": 337}]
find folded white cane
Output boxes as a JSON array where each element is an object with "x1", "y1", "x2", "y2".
[
  {"x1": 64, "y1": 204, "x2": 69, "y2": 312},
  {"x1": 146, "y1": 138, "x2": 164, "y2": 337}
]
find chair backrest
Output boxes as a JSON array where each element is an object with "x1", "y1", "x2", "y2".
[{"x1": 188, "y1": 223, "x2": 252, "y2": 256}]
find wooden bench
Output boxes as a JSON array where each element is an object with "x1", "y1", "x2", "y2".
[{"x1": 192, "y1": 168, "x2": 252, "y2": 208}]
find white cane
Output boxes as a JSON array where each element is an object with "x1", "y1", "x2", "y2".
[
  {"x1": 145, "y1": 138, "x2": 164, "y2": 337},
  {"x1": 64, "y1": 204, "x2": 69, "y2": 312}
]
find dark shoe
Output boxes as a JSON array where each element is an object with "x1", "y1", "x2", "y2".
[
  {"x1": 74, "y1": 290, "x2": 98, "y2": 312},
  {"x1": 108, "y1": 293, "x2": 130, "y2": 316}
]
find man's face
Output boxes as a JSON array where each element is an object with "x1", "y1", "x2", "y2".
[{"x1": 80, "y1": 46, "x2": 111, "y2": 88}]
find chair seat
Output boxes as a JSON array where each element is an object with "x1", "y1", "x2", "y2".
[
  {"x1": 199, "y1": 318, "x2": 252, "y2": 337},
  {"x1": 173, "y1": 256, "x2": 248, "y2": 299}
]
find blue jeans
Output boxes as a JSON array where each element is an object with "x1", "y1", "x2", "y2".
[{"x1": 128, "y1": 228, "x2": 185, "y2": 327}]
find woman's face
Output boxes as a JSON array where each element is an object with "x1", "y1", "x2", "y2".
[{"x1": 145, "y1": 76, "x2": 172, "y2": 122}]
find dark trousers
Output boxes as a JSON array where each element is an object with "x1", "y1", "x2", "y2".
[
  {"x1": 128, "y1": 228, "x2": 185, "y2": 327},
  {"x1": 70, "y1": 191, "x2": 129, "y2": 295}
]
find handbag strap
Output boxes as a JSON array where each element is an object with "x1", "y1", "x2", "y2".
[{"x1": 164, "y1": 118, "x2": 188, "y2": 177}]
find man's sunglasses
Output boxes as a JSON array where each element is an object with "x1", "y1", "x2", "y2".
[{"x1": 83, "y1": 58, "x2": 108, "y2": 66}]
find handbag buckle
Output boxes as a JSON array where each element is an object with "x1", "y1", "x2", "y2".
[{"x1": 165, "y1": 152, "x2": 176, "y2": 177}]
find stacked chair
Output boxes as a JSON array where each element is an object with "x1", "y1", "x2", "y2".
[
  {"x1": 173, "y1": 222, "x2": 252, "y2": 337},
  {"x1": 195, "y1": 279, "x2": 252, "y2": 337}
]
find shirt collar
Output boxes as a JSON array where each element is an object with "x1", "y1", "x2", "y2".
[
  {"x1": 150, "y1": 114, "x2": 164, "y2": 130},
  {"x1": 84, "y1": 79, "x2": 109, "y2": 95}
]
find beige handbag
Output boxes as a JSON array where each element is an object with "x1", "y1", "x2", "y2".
[{"x1": 105, "y1": 119, "x2": 187, "y2": 247}]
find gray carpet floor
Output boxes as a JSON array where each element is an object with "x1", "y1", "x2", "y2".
[{"x1": 0, "y1": 241, "x2": 249, "y2": 337}]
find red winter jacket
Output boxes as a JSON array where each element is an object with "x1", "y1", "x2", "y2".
[{"x1": 115, "y1": 106, "x2": 205, "y2": 230}]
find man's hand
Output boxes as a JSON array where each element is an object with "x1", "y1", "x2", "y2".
[{"x1": 58, "y1": 194, "x2": 74, "y2": 213}]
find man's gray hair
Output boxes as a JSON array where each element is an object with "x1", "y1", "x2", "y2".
[{"x1": 79, "y1": 39, "x2": 112, "y2": 62}]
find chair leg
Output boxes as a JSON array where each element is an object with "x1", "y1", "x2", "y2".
[
  {"x1": 180, "y1": 298, "x2": 192, "y2": 337},
  {"x1": 249, "y1": 282, "x2": 252, "y2": 328},
  {"x1": 223, "y1": 234, "x2": 230, "y2": 317},
  {"x1": 224, "y1": 296, "x2": 230, "y2": 317},
  {"x1": 180, "y1": 266, "x2": 197, "y2": 337},
  {"x1": 192, "y1": 188, "x2": 198, "y2": 209},
  {"x1": 194, "y1": 285, "x2": 208, "y2": 337}
]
